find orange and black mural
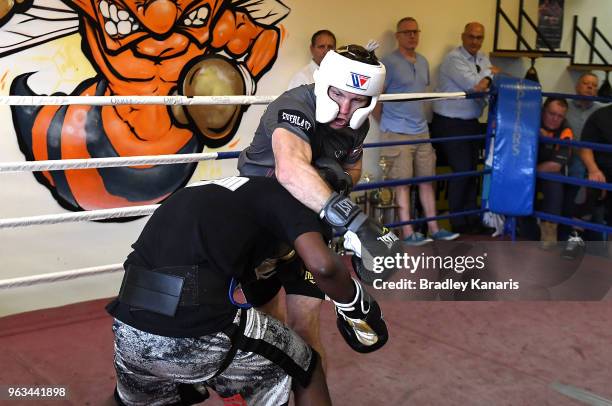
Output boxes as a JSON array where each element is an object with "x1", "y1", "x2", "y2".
[{"x1": 0, "y1": 0, "x2": 288, "y2": 212}]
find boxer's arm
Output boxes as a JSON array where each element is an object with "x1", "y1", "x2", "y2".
[
  {"x1": 293, "y1": 232, "x2": 354, "y2": 303},
  {"x1": 272, "y1": 128, "x2": 333, "y2": 212},
  {"x1": 295, "y1": 231, "x2": 389, "y2": 353}
]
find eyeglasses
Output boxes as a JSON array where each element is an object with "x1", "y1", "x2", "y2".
[
  {"x1": 397, "y1": 30, "x2": 421, "y2": 36},
  {"x1": 476, "y1": 64, "x2": 481, "y2": 74}
]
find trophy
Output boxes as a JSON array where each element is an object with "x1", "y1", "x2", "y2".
[
  {"x1": 377, "y1": 156, "x2": 395, "y2": 206},
  {"x1": 354, "y1": 172, "x2": 372, "y2": 215}
]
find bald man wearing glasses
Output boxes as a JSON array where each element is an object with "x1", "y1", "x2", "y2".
[{"x1": 431, "y1": 22, "x2": 500, "y2": 235}]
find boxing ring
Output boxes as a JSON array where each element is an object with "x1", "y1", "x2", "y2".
[{"x1": 1, "y1": 80, "x2": 612, "y2": 405}]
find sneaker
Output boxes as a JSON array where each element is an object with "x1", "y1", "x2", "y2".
[
  {"x1": 561, "y1": 232, "x2": 585, "y2": 260},
  {"x1": 431, "y1": 229, "x2": 460, "y2": 241},
  {"x1": 403, "y1": 232, "x2": 433, "y2": 246}
]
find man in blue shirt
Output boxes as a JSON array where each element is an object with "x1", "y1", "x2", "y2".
[
  {"x1": 374, "y1": 17, "x2": 458, "y2": 245},
  {"x1": 431, "y1": 22, "x2": 500, "y2": 234}
]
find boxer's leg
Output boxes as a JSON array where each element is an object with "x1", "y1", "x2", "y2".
[{"x1": 209, "y1": 308, "x2": 331, "y2": 406}]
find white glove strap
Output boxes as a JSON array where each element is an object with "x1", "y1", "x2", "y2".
[
  {"x1": 333, "y1": 278, "x2": 370, "y2": 316},
  {"x1": 343, "y1": 230, "x2": 362, "y2": 257}
]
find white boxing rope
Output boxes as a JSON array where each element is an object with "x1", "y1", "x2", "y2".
[
  {"x1": 0, "y1": 152, "x2": 220, "y2": 174},
  {"x1": 0, "y1": 204, "x2": 159, "y2": 229},
  {"x1": 0, "y1": 263, "x2": 124, "y2": 290},
  {"x1": 0, "y1": 91, "x2": 468, "y2": 106},
  {"x1": 380, "y1": 92, "x2": 467, "y2": 102},
  {"x1": 0, "y1": 95, "x2": 276, "y2": 106}
]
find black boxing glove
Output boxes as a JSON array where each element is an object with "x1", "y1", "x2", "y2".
[
  {"x1": 333, "y1": 278, "x2": 388, "y2": 353},
  {"x1": 314, "y1": 157, "x2": 353, "y2": 195},
  {"x1": 319, "y1": 193, "x2": 402, "y2": 283},
  {"x1": 343, "y1": 219, "x2": 402, "y2": 284},
  {"x1": 319, "y1": 192, "x2": 366, "y2": 232}
]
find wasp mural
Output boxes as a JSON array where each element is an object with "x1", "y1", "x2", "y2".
[{"x1": 0, "y1": 0, "x2": 289, "y2": 212}]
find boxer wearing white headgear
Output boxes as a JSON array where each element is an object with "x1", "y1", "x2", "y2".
[
  {"x1": 314, "y1": 45, "x2": 386, "y2": 129},
  {"x1": 237, "y1": 44, "x2": 396, "y2": 369}
]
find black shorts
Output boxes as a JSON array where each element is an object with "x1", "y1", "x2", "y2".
[{"x1": 242, "y1": 257, "x2": 326, "y2": 307}]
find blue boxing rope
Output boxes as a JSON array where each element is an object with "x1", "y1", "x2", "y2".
[
  {"x1": 541, "y1": 92, "x2": 612, "y2": 104},
  {"x1": 385, "y1": 209, "x2": 487, "y2": 229},
  {"x1": 534, "y1": 211, "x2": 612, "y2": 236},
  {"x1": 364, "y1": 134, "x2": 485, "y2": 148},
  {"x1": 216, "y1": 151, "x2": 241, "y2": 160},
  {"x1": 539, "y1": 137, "x2": 612, "y2": 153},
  {"x1": 536, "y1": 172, "x2": 612, "y2": 192},
  {"x1": 352, "y1": 170, "x2": 489, "y2": 191}
]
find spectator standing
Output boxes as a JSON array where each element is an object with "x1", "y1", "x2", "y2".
[
  {"x1": 374, "y1": 17, "x2": 458, "y2": 245},
  {"x1": 431, "y1": 22, "x2": 500, "y2": 234},
  {"x1": 288, "y1": 30, "x2": 336, "y2": 89}
]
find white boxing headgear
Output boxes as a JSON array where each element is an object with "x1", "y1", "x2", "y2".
[{"x1": 313, "y1": 45, "x2": 386, "y2": 129}]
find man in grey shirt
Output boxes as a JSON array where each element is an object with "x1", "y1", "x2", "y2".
[{"x1": 238, "y1": 45, "x2": 387, "y2": 368}]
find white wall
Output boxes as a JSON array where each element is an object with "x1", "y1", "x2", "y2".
[{"x1": 0, "y1": 0, "x2": 610, "y2": 316}]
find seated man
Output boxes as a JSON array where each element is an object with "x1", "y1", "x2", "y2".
[
  {"x1": 537, "y1": 98, "x2": 573, "y2": 249},
  {"x1": 560, "y1": 72, "x2": 604, "y2": 256},
  {"x1": 106, "y1": 176, "x2": 388, "y2": 405},
  {"x1": 580, "y1": 104, "x2": 612, "y2": 246}
]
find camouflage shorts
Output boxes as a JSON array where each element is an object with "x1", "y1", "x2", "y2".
[{"x1": 113, "y1": 308, "x2": 315, "y2": 406}]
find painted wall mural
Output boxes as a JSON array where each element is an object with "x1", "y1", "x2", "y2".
[{"x1": 0, "y1": 0, "x2": 289, "y2": 212}]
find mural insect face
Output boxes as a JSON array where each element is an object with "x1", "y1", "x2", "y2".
[{"x1": 91, "y1": 0, "x2": 221, "y2": 60}]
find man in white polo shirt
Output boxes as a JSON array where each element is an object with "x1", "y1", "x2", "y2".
[{"x1": 288, "y1": 30, "x2": 336, "y2": 89}]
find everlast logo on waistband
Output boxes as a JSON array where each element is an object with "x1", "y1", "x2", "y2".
[{"x1": 279, "y1": 109, "x2": 313, "y2": 135}]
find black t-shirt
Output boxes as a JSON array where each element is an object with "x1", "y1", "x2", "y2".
[
  {"x1": 237, "y1": 84, "x2": 369, "y2": 176},
  {"x1": 538, "y1": 126, "x2": 573, "y2": 166},
  {"x1": 106, "y1": 177, "x2": 325, "y2": 337},
  {"x1": 581, "y1": 105, "x2": 612, "y2": 171}
]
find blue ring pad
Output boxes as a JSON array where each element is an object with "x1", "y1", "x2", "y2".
[{"x1": 488, "y1": 76, "x2": 542, "y2": 216}]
